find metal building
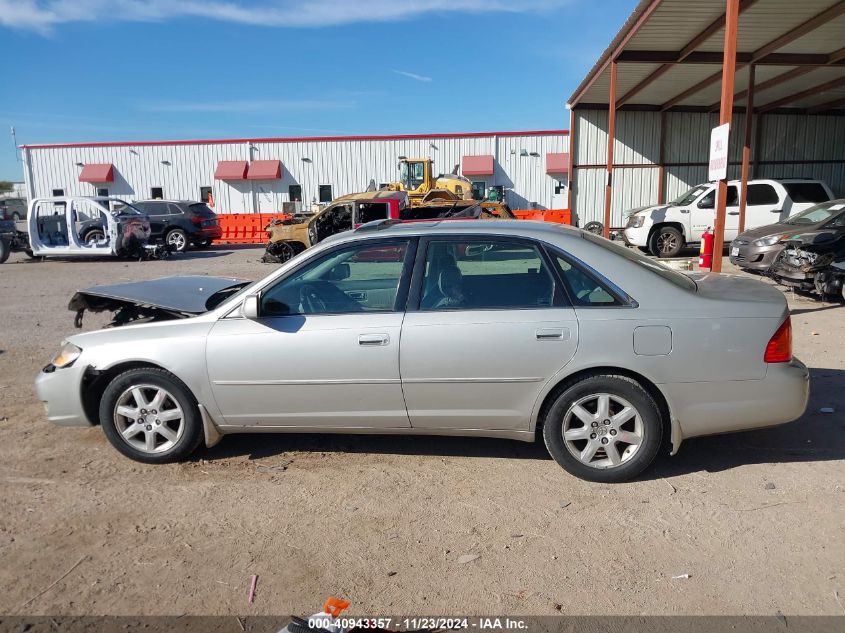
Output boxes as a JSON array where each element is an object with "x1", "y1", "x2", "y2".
[
  {"x1": 566, "y1": 0, "x2": 845, "y2": 252},
  {"x1": 20, "y1": 130, "x2": 569, "y2": 214}
]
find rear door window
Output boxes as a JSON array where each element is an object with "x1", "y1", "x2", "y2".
[
  {"x1": 418, "y1": 239, "x2": 557, "y2": 311},
  {"x1": 784, "y1": 182, "x2": 831, "y2": 203},
  {"x1": 746, "y1": 184, "x2": 779, "y2": 205},
  {"x1": 553, "y1": 255, "x2": 621, "y2": 306},
  {"x1": 357, "y1": 202, "x2": 389, "y2": 224}
]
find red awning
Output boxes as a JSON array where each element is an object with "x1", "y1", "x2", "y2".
[
  {"x1": 214, "y1": 160, "x2": 248, "y2": 180},
  {"x1": 546, "y1": 153, "x2": 569, "y2": 174},
  {"x1": 462, "y1": 155, "x2": 494, "y2": 176},
  {"x1": 247, "y1": 160, "x2": 282, "y2": 180},
  {"x1": 78, "y1": 163, "x2": 114, "y2": 183}
]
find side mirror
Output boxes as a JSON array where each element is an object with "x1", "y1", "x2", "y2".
[
  {"x1": 242, "y1": 294, "x2": 260, "y2": 319},
  {"x1": 698, "y1": 198, "x2": 715, "y2": 210}
]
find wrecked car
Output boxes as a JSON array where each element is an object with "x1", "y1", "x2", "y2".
[
  {"x1": 768, "y1": 227, "x2": 845, "y2": 300},
  {"x1": 0, "y1": 219, "x2": 31, "y2": 263},
  {"x1": 26, "y1": 196, "x2": 169, "y2": 260},
  {"x1": 261, "y1": 191, "x2": 513, "y2": 263},
  {"x1": 69, "y1": 275, "x2": 251, "y2": 328}
]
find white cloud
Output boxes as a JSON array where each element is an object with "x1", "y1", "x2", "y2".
[
  {"x1": 139, "y1": 99, "x2": 355, "y2": 113},
  {"x1": 392, "y1": 69, "x2": 433, "y2": 82},
  {"x1": 0, "y1": 0, "x2": 571, "y2": 34}
]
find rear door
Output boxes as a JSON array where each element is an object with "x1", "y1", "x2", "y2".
[
  {"x1": 399, "y1": 236, "x2": 578, "y2": 431},
  {"x1": 744, "y1": 182, "x2": 783, "y2": 227}
]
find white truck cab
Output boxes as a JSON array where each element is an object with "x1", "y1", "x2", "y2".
[{"x1": 622, "y1": 179, "x2": 833, "y2": 258}]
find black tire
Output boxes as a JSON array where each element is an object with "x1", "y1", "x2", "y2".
[
  {"x1": 196, "y1": 239, "x2": 213, "y2": 248},
  {"x1": 542, "y1": 374, "x2": 663, "y2": 483},
  {"x1": 11, "y1": 212, "x2": 21, "y2": 221},
  {"x1": 99, "y1": 367, "x2": 204, "y2": 464},
  {"x1": 165, "y1": 228, "x2": 188, "y2": 252},
  {"x1": 0, "y1": 237, "x2": 10, "y2": 264},
  {"x1": 648, "y1": 226, "x2": 684, "y2": 258},
  {"x1": 584, "y1": 221, "x2": 604, "y2": 235},
  {"x1": 83, "y1": 228, "x2": 105, "y2": 244}
]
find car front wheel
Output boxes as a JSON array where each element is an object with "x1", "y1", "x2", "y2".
[
  {"x1": 99, "y1": 367, "x2": 204, "y2": 463},
  {"x1": 542, "y1": 374, "x2": 663, "y2": 482},
  {"x1": 649, "y1": 226, "x2": 684, "y2": 258}
]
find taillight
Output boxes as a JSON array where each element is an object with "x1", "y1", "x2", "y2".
[
  {"x1": 191, "y1": 215, "x2": 202, "y2": 225},
  {"x1": 764, "y1": 317, "x2": 792, "y2": 363}
]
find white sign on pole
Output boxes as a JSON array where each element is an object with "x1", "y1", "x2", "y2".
[{"x1": 708, "y1": 123, "x2": 730, "y2": 181}]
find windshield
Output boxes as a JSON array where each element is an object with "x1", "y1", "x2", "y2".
[
  {"x1": 399, "y1": 161, "x2": 425, "y2": 190},
  {"x1": 581, "y1": 231, "x2": 697, "y2": 291},
  {"x1": 783, "y1": 201, "x2": 844, "y2": 226},
  {"x1": 111, "y1": 202, "x2": 146, "y2": 216},
  {"x1": 669, "y1": 185, "x2": 709, "y2": 206}
]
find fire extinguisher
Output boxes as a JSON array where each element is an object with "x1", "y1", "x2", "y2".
[{"x1": 699, "y1": 227, "x2": 714, "y2": 270}]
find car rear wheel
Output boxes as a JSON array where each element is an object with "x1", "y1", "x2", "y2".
[
  {"x1": 649, "y1": 226, "x2": 684, "y2": 258},
  {"x1": 583, "y1": 221, "x2": 603, "y2": 235},
  {"x1": 11, "y1": 212, "x2": 21, "y2": 221},
  {"x1": 542, "y1": 374, "x2": 663, "y2": 482},
  {"x1": 99, "y1": 367, "x2": 204, "y2": 463},
  {"x1": 166, "y1": 228, "x2": 188, "y2": 252}
]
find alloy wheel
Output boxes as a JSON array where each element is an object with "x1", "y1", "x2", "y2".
[
  {"x1": 562, "y1": 393, "x2": 644, "y2": 469},
  {"x1": 167, "y1": 231, "x2": 186, "y2": 251},
  {"x1": 113, "y1": 384, "x2": 185, "y2": 454},
  {"x1": 656, "y1": 232, "x2": 678, "y2": 255}
]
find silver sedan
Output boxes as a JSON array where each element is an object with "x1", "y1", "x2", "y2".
[{"x1": 36, "y1": 220, "x2": 809, "y2": 482}]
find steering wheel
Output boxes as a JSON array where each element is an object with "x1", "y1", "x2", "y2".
[{"x1": 299, "y1": 284, "x2": 328, "y2": 313}]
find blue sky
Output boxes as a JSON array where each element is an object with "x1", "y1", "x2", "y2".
[{"x1": 0, "y1": 0, "x2": 638, "y2": 181}]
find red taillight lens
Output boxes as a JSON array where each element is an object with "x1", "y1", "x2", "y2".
[
  {"x1": 764, "y1": 317, "x2": 792, "y2": 363},
  {"x1": 191, "y1": 215, "x2": 202, "y2": 225}
]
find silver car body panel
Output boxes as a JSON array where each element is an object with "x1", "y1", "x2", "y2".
[{"x1": 35, "y1": 221, "x2": 809, "y2": 455}]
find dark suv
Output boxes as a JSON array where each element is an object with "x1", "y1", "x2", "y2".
[
  {"x1": 131, "y1": 200, "x2": 222, "y2": 252},
  {"x1": 0, "y1": 198, "x2": 27, "y2": 221}
]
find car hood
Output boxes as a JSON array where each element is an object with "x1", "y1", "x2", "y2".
[
  {"x1": 737, "y1": 220, "x2": 831, "y2": 242},
  {"x1": 626, "y1": 204, "x2": 668, "y2": 217},
  {"x1": 68, "y1": 275, "x2": 250, "y2": 327}
]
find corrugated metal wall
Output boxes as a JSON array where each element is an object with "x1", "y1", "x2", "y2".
[
  {"x1": 572, "y1": 109, "x2": 845, "y2": 227},
  {"x1": 22, "y1": 133, "x2": 569, "y2": 213}
]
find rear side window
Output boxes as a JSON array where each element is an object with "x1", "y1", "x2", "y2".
[
  {"x1": 784, "y1": 182, "x2": 831, "y2": 204},
  {"x1": 746, "y1": 184, "x2": 779, "y2": 205},
  {"x1": 553, "y1": 255, "x2": 620, "y2": 306},
  {"x1": 357, "y1": 202, "x2": 388, "y2": 224}
]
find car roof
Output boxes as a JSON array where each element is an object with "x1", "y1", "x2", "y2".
[
  {"x1": 327, "y1": 219, "x2": 583, "y2": 246},
  {"x1": 135, "y1": 199, "x2": 202, "y2": 204}
]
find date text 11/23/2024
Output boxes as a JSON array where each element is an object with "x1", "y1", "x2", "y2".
[{"x1": 306, "y1": 618, "x2": 528, "y2": 631}]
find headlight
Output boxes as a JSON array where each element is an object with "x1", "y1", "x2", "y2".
[
  {"x1": 627, "y1": 215, "x2": 645, "y2": 228},
  {"x1": 752, "y1": 234, "x2": 783, "y2": 247},
  {"x1": 51, "y1": 342, "x2": 82, "y2": 368}
]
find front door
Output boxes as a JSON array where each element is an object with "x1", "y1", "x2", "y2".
[
  {"x1": 400, "y1": 237, "x2": 578, "y2": 431},
  {"x1": 206, "y1": 238, "x2": 415, "y2": 428},
  {"x1": 691, "y1": 185, "x2": 739, "y2": 241}
]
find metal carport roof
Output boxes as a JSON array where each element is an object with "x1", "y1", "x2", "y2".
[{"x1": 568, "y1": 0, "x2": 845, "y2": 112}]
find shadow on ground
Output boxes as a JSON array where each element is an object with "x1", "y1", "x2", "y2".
[{"x1": 198, "y1": 368, "x2": 845, "y2": 481}]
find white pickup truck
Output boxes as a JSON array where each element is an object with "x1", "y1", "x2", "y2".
[{"x1": 622, "y1": 178, "x2": 834, "y2": 258}]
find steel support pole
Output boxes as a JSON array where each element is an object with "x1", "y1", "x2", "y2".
[
  {"x1": 603, "y1": 60, "x2": 618, "y2": 239},
  {"x1": 657, "y1": 111, "x2": 667, "y2": 204},
  {"x1": 567, "y1": 108, "x2": 576, "y2": 221},
  {"x1": 712, "y1": 0, "x2": 740, "y2": 273},
  {"x1": 738, "y1": 64, "x2": 755, "y2": 233}
]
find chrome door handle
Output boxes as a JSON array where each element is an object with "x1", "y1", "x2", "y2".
[
  {"x1": 536, "y1": 328, "x2": 569, "y2": 341},
  {"x1": 358, "y1": 333, "x2": 389, "y2": 346},
  {"x1": 728, "y1": 211, "x2": 739, "y2": 215}
]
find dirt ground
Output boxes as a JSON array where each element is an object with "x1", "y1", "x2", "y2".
[{"x1": 0, "y1": 244, "x2": 843, "y2": 617}]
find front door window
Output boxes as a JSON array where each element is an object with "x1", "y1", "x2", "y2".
[{"x1": 260, "y1": 240, "x2": 410, "y2": 316}]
